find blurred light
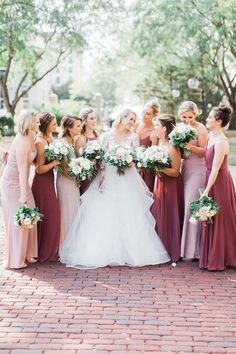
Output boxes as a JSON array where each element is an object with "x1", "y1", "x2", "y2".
[
  {"x1": 187, "y1": 78, "x2": 199, "y2": 89},
  {"x1": 171, "y1": 89, "x2": 180, "y2": 98}
]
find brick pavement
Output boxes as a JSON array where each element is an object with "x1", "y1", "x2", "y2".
[{"x1": 0, "y1": 215, "x2": 236, "y2": 354}]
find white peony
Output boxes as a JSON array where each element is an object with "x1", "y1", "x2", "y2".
[{"x1": 60, "y1": 146, "x2": 69, "y2": 155}]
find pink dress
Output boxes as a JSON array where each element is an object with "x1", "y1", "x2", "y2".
[
  {"x1": 32, "y1": 160, "x2": 60, "y2": 262},
  {"x1": 139, "y1": 136, "x2": 155, "y2": 192},
  {"x1": 199, "y1": 146, "x2": 236, "y2": 271},
  {"x1": 1, "y1": 151, "x2": 38, "y2": 269},
  {"x1": 80, "y1": 136, "x2": 98, "y2": 195},
  {"x1": 181, "y1": 140, "x2": 206, "y2": 259},
  {"x1": 151, "y1": 173, "x2": 183, "y2": 263}
]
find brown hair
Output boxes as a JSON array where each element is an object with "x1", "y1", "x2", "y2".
[
  {"x1": 145, "y1": 98, "x2": 160, "y2": 115},
  {"x1": 79, "y1": 107, "x2": 98, "y2": 137},
  {"x1": 60, "y1": 115, "x2": 82, "y2": 138},
  {"x1": 212, "y1": 104, "x2": 232, "y2": 128},
  {"x1": 158, "y1": 114, "x2": 176, "y2": 138},
  {"x1": 38, "y1": 112, "x2": 56, "y2": 134}
]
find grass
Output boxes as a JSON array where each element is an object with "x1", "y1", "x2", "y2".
[{"x1": 228, "y1": 137, "x2": 236, "y2": 166}]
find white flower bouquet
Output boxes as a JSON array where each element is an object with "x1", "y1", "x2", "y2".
[
  {"x1": 67, "y1": 157, "x2": 96, "y2": 187},
  {"x1": 80, "y1": 141, "x2": 105, "y2": 162},
  {"x1": 14, "y1": 204, "x2": 43, "y2": 229},
  {"x1": 143, "y1": 145, "x2": 171, "y2": 175},
  {"x1": 44, "y1": 140, "x2": 73, "y2": 163},
  {"x1": 189, "y1": 195, "x2": 219, "y2": 224},
  {"x1": 169, "y1": 123, "x2": 197, "y2": 158},
  {"x1": 132, "y1": 146, "x2": 146, "y2": 169},
  {"x1": 104, "y1": 145, "x2": 133, "y2": 175}
]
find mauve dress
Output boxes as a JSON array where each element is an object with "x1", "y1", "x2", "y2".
[
  {"x1": 32, "y1": 157, "x2": 60, "y2": 262},
  {"x1": 181, "y1": 139, "x2": 206, "y2": 259},
  {"x1": 151, "y1": 172, "x2": 183, "y2": 263},
  {"x1": 80, "y1": 136, "x2": 98, "y2": 195},
  {"x1": 139, "y1": 136, "x2": 155, "y2": 192},
  {"x1": 57, "y1": 147, "x2": 80, "y2": 242},
  {"x1": 1, "y1": 151, "x2": 38, "y2": 268},
  {"x1": 199, "y1": 145, "x2": 236, "y2": 271}
]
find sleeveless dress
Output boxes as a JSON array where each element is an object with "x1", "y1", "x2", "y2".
[
  {"x1": 151, "y1": 168, "x2": 183, "y2": 263},
  {"x1": 139, "y1": 136, "x2": 155, "y2": 192},
  {"x1": 57, "y1": 146, "x2": 80, "y2": 243},
  {"x1": 181, "y1": 139, "x2": 206, "y2": 259},
  {"x1": 60, "y1": 132, "x2": 170, "y2": 268},
  {"x1": 32, "y1": 148, "x2": 60, "y2": 262},
  {"x1": 1, "y1": 151, "x2": 38, "y2": 268},
  {"x1": 199, "y1": 145, "x2": 236, "y2": 271},
  {"x1": 80, "y1": 136, "x2": 98, "y2": 195}
]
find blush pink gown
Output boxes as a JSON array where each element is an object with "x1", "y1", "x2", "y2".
[
  {"x1": 1, "y1": 151, "x2": 38, "y2": 269},
  {"x1": 199, "y1": 146, "x2": 236, "y2": 271},
  {"x1": 181, "y1": 139, "x2": 206, "y2": 259},
  {"x1": 139, "y1": 136, "x2": 155, "y2": 192}
]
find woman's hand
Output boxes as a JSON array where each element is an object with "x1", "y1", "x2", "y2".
[
  {"x1": 184, "y1": 143, "x2": 192, "y2": 152},
  {"x1": 52, "y1": 160, "x2": 60, "y2": 167},
  {"x1": 19, "y1": 195, "x2": 27, "y2": 206}
]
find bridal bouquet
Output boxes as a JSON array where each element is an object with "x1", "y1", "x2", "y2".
[
  {"x1": 104, "y1": 145, "x2": 133, "y2": 175},
  {"x1": 67, "y1": 157, "x2": 96, "y2": 187},
  {"x1": 80, "y1": 141, "x2": 105, "y2": 162},
  {"x1": 44, "y1": 140, "x2": 73, "y2": 163},
  {"x1": 14, "y1": 204, "x2": 43, "y2": 229},
  {"x1": 189, "y1": 195, "x2": 219, "y2": 225},
  {"x1": 169, "y1": 124, "x2": 197, "y2": 158},
  {"x1": 143, "y1": 145, "x2": 171, "y2": 175},
  {"x1": 132, "y1": 146, "x2": 146, "y2": 169}
]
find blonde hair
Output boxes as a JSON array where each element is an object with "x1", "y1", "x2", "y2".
[
  {"x1": 112, "y1": 108, "x2": 137, "y2": 128},
  {"x1": 145, "y1": 98, "x2": 160, "y2": 115},
  {"x1": 79, "y1": 107, "x2": 98, "y2": 137},
  {"x1": 178, "y1": 101, "x2": 200, "y2": 117},
  {"x1": 15, "y1": 111, "x2": 36, "y2": 135}
]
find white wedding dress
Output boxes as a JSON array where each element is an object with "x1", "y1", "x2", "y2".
[{"x1": 60, "y1": 131, "x2": 170, "y2": 268}]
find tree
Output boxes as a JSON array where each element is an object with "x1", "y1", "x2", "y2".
[
  {"x1": 0, "y1": 0, "x2": 124, "y2": 116},
  {"x1": 130, "y1": 0, "x2": 236, "y2": 124}
]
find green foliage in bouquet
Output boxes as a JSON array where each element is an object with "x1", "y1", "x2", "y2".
[
  {"x1": 169, "y1": 124, "x2": 197, "y2": 158},
  {"x1": 15, "y1": 204, "x2": 43, "y2": 228},
  {"x1": 189, "y1": 195, "x2": 219, "y2": 224}
]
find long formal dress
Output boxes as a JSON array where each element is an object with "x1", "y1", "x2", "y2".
[
  {"x1": 139, "y1": 136, "x2": 155, "y2": 192},
  {"x1": 1, "y1": 151, "x2": 38, "y2": 269},
  {"x1": 32, "y1": 158, "x2": 60, "y2": 262},
  {"x1": 151, "y1": 172, "x2": 183, "y2": 263},
  {"x1": 60, "y1": 132, "x2": 170, "y2": 269},
  {"x1": 199, "y1": 145, "x2": 236, "y2": 271},
  {"x1": 80, "y1": 136, "x2": 98, "y2": 195},
  {"x1": 57, "y1": 147, "x2": 80, "y2": 243},
  {"x1": 181, "y1": 139, "x2": 206, "y2": 259}
]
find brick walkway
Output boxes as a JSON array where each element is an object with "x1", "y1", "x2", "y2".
[{"x1": 0, "y1": 217, "x2": 236, "y2": 353}]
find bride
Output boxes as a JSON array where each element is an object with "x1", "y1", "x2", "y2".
[{"x1": 60, "y1": 108, "x2": 170, "y2": 268}]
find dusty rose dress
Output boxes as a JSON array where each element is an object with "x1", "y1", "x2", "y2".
[
  {"x1": 181, "y1": 140, "x2": 206, "y2": 259},
  {"x1": 32, "y1": 160, "x2": 60, "y2": 262},
  {"x1": 80, "y1": 136, "x2": 98, "y2": 195},
  {"x1": 139, "y1": 136, "x2": 155, "y2": 192},
  {"x1": 199, "y1": 146, "x2": 236, "y2": 271},
  {"x1": 1, "y1": 151, "x2": 38, "y2": 269},
  {"x1": 151, "y1": 173, "x2": 183, "y2": 263}
]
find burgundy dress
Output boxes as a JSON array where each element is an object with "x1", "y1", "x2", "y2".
[
  {"x1": 151, "y1": 173, "x2": 183, "y2": 262},
  {"x1": 80, "y1": 136, "x2": 98, "y2": 195},
  {"x1": 32, "y1": 164, "x2": 60, "y2": 262},
  {"x1": 139, "y1": 136, "x2": 155, "y2": 192},
  {"x1": 199, "y1": 146, "x2": 236, "y2": 271}
]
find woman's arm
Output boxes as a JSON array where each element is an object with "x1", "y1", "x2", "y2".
[
  {"x1": 74, "y1": 135, "x2": 86, "y2": 156},
  {"x1": 185, "y1": 123, "x2": 208, "y2": 157},
  {"x1": 161, "y1": 146, "x2": 181, "y2": 178},
  {"x1": 35, "y1": 140, "x2": 59, "y2": 174},
  {"x1": 16, "y1": 140, "x2": 30, "y2": 204},
  {"x1": 203, "y1": 140, "x2": 228, "y2": 196}
]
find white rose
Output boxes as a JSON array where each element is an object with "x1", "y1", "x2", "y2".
[
  {"x1": 60, "y1": 147, "x2": 68, "y2": 155},
  {"x1": 53, "y1": 147, "x2": 60, "y2": 154},
  {"x1": 72, "y1": 166, "x2": 82, "y2": 174},
  {"x1": 23, "y1": 218, "x2": 32, "y2": 226},
  {"x1": 126, "y1": 155, "x2": 133, "y2": 163}
]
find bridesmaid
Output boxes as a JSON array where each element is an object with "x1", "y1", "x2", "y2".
[
  {"x1": 151, "y1": 114, "x2": 182, "y2": 264},
  {"x1": 200, "y1": 105, "x2": 236, "y2": 271},
  {"x1": 179, "y1": 101, "x2": 208, "y2": 261},
  {"x1": 1, "y1": 111, "x2": 40, "y2": 269},
  {"x1": 76, "y1": 107, "x2": 99, "y2": 194},
  {"x1": 57, "y1": 115, "x2": 82, "y2": 243},
  {"x1": 137, "y1": 99, "x2": 160, "y2": 192},
  {"x1": 32, "y1": 112, "x2": 61, "y2": 262}
]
